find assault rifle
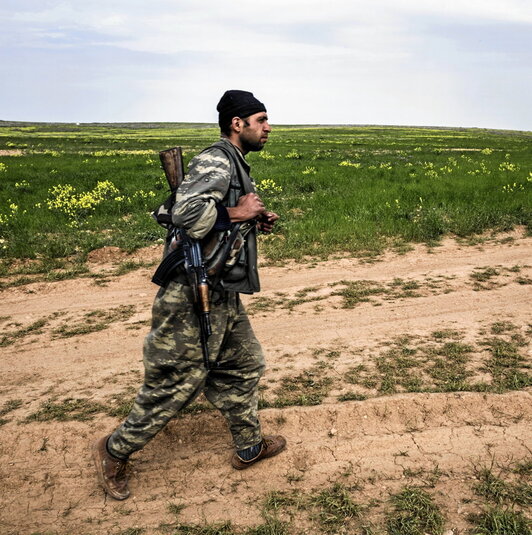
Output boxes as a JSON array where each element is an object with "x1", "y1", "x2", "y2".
[{"x1": 156, "y1": 147, "x2": 213, "y2": 370}]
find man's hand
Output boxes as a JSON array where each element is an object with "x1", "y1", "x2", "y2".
[
  {"x1": 257, "y1": 211, "x2": 279, "y2": 233},
  {"x1": 227, "y1": 193, "x2": 265, "y2": 222}
]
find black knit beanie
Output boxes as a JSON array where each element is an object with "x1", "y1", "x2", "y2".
[{"x1": 217, "y1": 90, "x2": 266, "y2": 129}]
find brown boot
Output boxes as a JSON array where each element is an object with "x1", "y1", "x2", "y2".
[
  {"x1": 92, "y1": 435, "x2": 130, "y2": 500},
  {"x1": 231, "y1": 435, "x2": 287, "y2": 470}
]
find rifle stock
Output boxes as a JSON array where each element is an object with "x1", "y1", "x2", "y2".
[{"x1": 159, "y1": 147, "x2": 185, "y2": 191}]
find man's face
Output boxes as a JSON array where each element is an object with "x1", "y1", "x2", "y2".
[{"x1": 239, "y1": 112, "x2": 271, "y2": 152}]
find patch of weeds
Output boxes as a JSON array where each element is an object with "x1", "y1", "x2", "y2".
[
  {"x1": 283, "y1": 295, "x2": 325, "y2": 311},
  {"x1": 126, "y1": 319, "x2": 151, "y2": 331},
  {"x1": 427, "y1": 342, "x2": 474, "y2": 392},
  {"x1": 0, "y1": 318, "x2": 48, "y2": 347},
  {"x1": 170, "y1": 521, "x2": 236, "y2": 534},
  {"x1": 467, "y1": 508, "x2": 531, "y2": 535},
  {"x1": 312, "y1": 347, "x2": 342, "y2": 360},
  {"x1": 45, "y1": 264, "x2": 90, "y2": 282},
  {"x1": 344, "y1": 364, "x2": 368, "y2": 384},
  {"x1": 470, "y1": 267, "x2": 502, "y2": 290},
  {"x1": 274, "y1": 414, "x2": 287, "y2": 426},
  {"x1": 330, "y1": 279, "x2": 387, "y2": 308},
  {"x1": 510, "y1": 332, "x2": 528, "y2": 347},
  {"x1": 270, "y1": 367, "x2": 333, "y2": 407},
  {"x1": 167, "y1": 502, "x2": 186, "y2": 517},
  {"x1": 386, "y1": 487, "x2": 445, "y2": 535},
  {"x1": 106, "y1": 388, "x2": 136, "y2": 418},
  {"x1": 277, "y1": 285, "x2": 327, "y2": 311},
  {"x1": 244, "y1": 518, "x2": 290, "y2": 535},
  {"x1": 338, "y1": 392, "x2": 368, "y2": 402},
  {"x1": 52, "y1": 305, "x2": 136, "y2": 338},
  {"x1": 310, "y1": 483, "x2": 361, "y2": 529},
  {"x1": 114, "y1": 260, "x2": 152, "y2": 276},
  {"x1": 473, "y1": 463, "x2": 532, "y2": 507},
  {"x1": 431, "y1": 329, "x2": 463, "y2": 340},
  {"x1": 513, "y1": 460, "x2": 532, "y2": 477},
  {"x1": 482, "y1": 337, "x2": 532, "y2": 391},
  {"x1": 0, "y1": 276, "x2": 37, "y2": 290},
  {"x1": 387, "y1": 278, "x2": 422, "y2": 298},
  {"x1": 391, "y1": 240, "x2": 414, "y2": 255},
  {"x1": 91, "y1": 276, "x2": 111, "y2": 287},
  {"x1": 117, "y1": 529, "x2": 145, "y2": 535},
  {"x1": 376, "y1": 346, "x2": 424, "y2": 394},
  {"x1": 25, "y1": 398, "x2": 106, "y2": 422},
  {"x1": 339, "y1": 328, "x2": 531, "y2": 396},
  {"x1": 471, "y1": 267, "x2": 500, "y2": 282},
  {"x1": 247, "y1": 296, "x2": 281, "y2": 315},
  {"x1": 417, "y1": 465, "x2": 445, "y2": 488},
  {"x1": 294, "y1": 286, "x2": 321, "y2": 297},
  {"x1": 286, "y1": 473, "x2": 303, "y2": 483},
  {"x1": 491, "y1": 321, "x2": 518, "y2": 334},
  {"x1": 263, "y1": 490, "x2": 306, "y2": 514},
  {"x1": 0, "y1": 398, "x2": 23, "y2": 425}
]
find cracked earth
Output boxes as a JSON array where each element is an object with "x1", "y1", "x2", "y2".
[{"x1": 0, "y1": 230, "x2": 530, "y2": 534}]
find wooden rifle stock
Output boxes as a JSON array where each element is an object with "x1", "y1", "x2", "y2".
[{"x1": 159, "y1": 147, "x2": 185, "y2": 191}]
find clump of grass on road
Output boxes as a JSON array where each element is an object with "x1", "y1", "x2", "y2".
[
  {"x1": 385, "y1": 487, "x2": 445, "y2": 535},
  {"x1": 0, "y1": 318, "x2": 47, "y2": 347},
  {"x1": 52, "y1": 305, "x2": 136, "y2": 338}
]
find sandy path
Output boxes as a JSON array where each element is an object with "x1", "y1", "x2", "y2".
[{"x1": 0, "y1": 231, "x2": 530, "y2": 534}]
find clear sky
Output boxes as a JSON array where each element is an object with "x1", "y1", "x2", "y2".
[{"x1": 1, "y1": 0, "x2": 531, "y2": 130}]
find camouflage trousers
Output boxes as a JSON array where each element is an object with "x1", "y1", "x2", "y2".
[{"x1": 107, "y1": 280, "x2": 265, "y2": 459}]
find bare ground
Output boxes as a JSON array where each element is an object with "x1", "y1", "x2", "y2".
[{"x1": 0, "y1": 230, "x2": 530, "y2": 534}]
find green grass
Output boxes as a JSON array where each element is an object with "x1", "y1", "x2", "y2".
[
  {"x1": 0, "y1": 399, "x2": 23, "y2": 425},
  {"x1": 1, "y1": 123, "x2": 530, "y2": 276},
  {"x1": 474, "y1": 468, "x2": 532, "y2": 507},
  {"x1": 332, "y1": 326, "x2": 530, "y2": 398},
  {"x1": 52, "y1": 305, "x2": 136, "y2": 338},
  {"x1": 0, "y1": 318, "x2": 48, "y2": 346},
  {"x1": 310, "y1": 483, "x2": 361, "y2": 529},
  {"x1": 385, "y1": 487, "x2": 445, "y2": 535},
  {"x1": 482, "y1": 337, "x2": 532, "y2": 391},
  {"x1": 167, "y1": 503, "x2": 187, "y2": 517},
  {"x1": 468, "y1": 508, "x2": 531, "y2": 535},
  {"x1": 264, "y1": 367, "x2": 333, "y2": 407},
  {"x1": 164, "y1": 520, "x2": 290, "y2": 535},
  {"x1": 25, "y1": 398, "x2": 107, "y2": 422}
]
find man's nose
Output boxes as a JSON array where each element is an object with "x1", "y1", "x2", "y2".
[{"x1": 264, "y1": 122, "x2": 272, "y2": 133}]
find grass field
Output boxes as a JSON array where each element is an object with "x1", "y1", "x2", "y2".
[{"x1": 0, "y1": 121, "x2": 530, "y2": 278}]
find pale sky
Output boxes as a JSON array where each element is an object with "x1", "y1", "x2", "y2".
[{"x1": 1, "y1": 0, "x2": 531, "y2": 130}]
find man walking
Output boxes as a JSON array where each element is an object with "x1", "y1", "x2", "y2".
[{"x1": 92, "y1": 90, "x2": 286, "y2": 500}]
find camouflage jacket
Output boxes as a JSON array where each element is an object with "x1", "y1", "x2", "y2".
[{"x1": 172, "y1": 138, "x2": 260, "y2": 294}]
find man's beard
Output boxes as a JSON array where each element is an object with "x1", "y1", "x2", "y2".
[{"x1": 241, "y1": 137, "x2": 266, "y2": 153}]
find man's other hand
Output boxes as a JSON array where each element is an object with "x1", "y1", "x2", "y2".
[{"x1": 257, "y1": 211, "x2": 279, "y2": 233}]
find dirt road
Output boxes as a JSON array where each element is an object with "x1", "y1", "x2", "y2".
[{"x1": 1, "y1": 230, "x2": 530, "y2": 534}]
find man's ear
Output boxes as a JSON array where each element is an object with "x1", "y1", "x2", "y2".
[{"x1": 231, "y1": 116, "x2": 241, "y2": 133}]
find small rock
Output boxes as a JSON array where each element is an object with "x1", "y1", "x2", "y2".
[{"x1": 328, "y1": 428, "x2": 337, "y2": 437}]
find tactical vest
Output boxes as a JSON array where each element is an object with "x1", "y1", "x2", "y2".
[{"x1": 152, "y1": 139, "x2": 260, "y2": 294}]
